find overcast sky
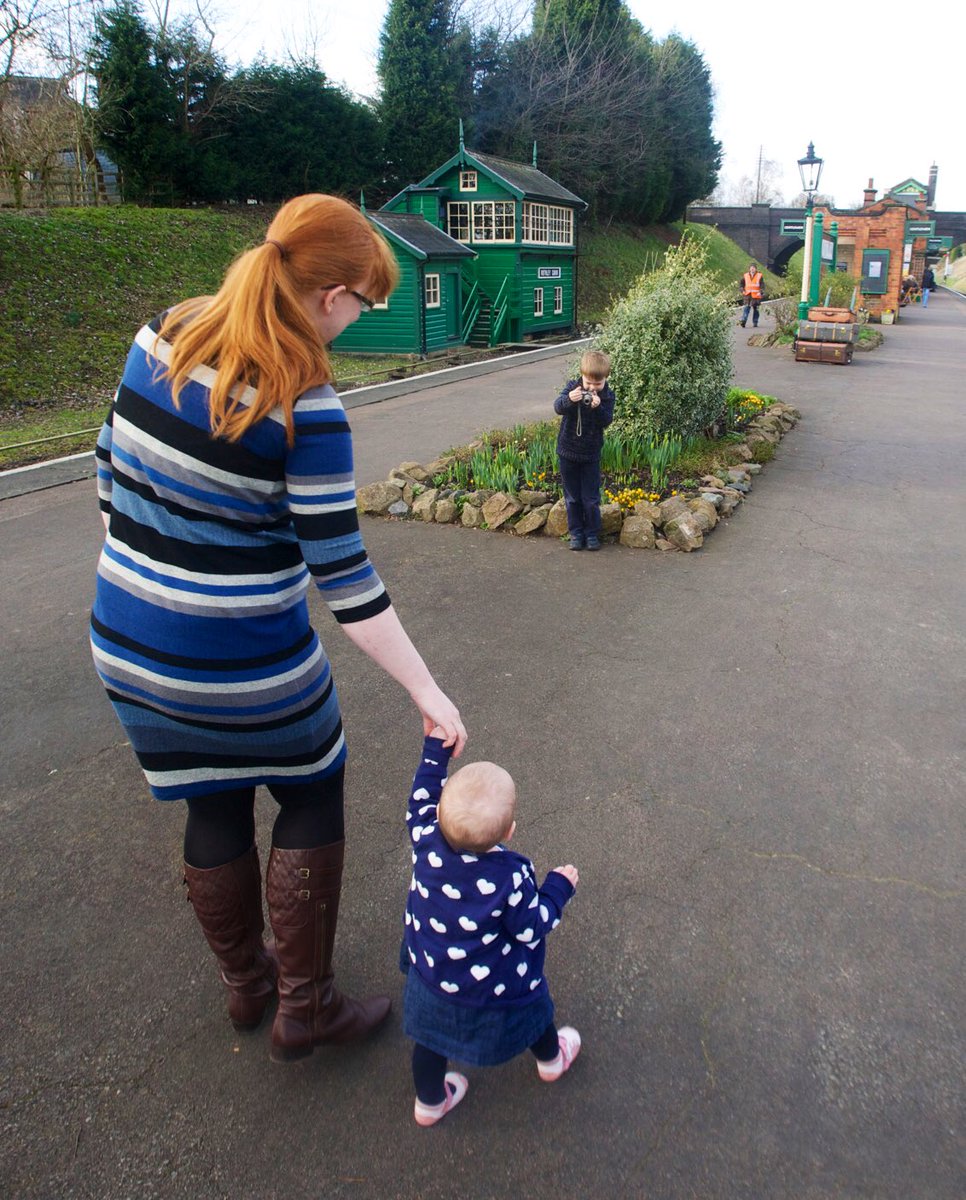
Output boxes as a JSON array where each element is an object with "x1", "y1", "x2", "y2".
[{"x1": 161, "y1": 0, "x2": 966, "y2": 211}]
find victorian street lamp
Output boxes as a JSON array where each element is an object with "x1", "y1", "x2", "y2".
[{"x1": 797, "y1": 142, "x2": 825, "y2": 319}]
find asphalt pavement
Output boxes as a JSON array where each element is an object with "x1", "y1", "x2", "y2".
[{"x1": 1, "y1": 295, "x2": 963, "y2": 1199}]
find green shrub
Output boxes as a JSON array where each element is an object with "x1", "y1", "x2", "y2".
[
  {"x1": 598, "y1": 235, "x2": 733, "y2": 441},
  {"x1": 816, "y1": 271, "x2": 860, "y2": 310}
]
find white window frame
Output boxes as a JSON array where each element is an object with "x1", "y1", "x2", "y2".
[
  {"x1": 534, "y1": 288, "x2": 544, "y2": 317},
  {"x1": 522, "y1": 202, "x2": 573, "y2": 246},
  {"x1": 522, "y1": 202, "x2": 548, "y2": 243},
  {"x1": 472, "y1": 200, "x2": 515, "y2": 243},
  {"x1": 554, "y1": 285, "x2": 563, "y2": 315},
  {"x1": 459, "y1": 170, "x2": 478, "y2": 192},
  {"x1": 447, "y1": 201, "x2": 470, "y2": 243},
  {"x1": 424, "y1": 273, "x2": 441, "y2": 308}
]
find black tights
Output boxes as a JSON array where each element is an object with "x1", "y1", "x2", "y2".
[
  {"x1": 412, "y1": 1023, "x2": 560, "y2": 1105},
  {"x1": 183, "y1": 768, "x2": 345, "y2": 868}
]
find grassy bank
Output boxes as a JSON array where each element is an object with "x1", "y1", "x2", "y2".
[{"x1": 0, "y1": 206, "x2": 788, "y2": 468}]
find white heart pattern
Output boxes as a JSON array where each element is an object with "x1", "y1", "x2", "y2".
[
  {"x1": 458, "y1": 916, "x2": 478, "y2": 931},
  {"x1": 516, "y1": 927, "x2": 534, "y2": 942},
  {"x1": 408, "y1": 949, "x2": 416, "y2": 963},
  {"x1": 427, "y1": 852, "x2": 443, "y2": 868},
  {"x1": 513, "y1": 872, "x2": 523, "y2": 889},
  {"x1": 491, "y1": 909, "x2": 502, "y2": 918},
  {"x1": 412, "y1": 916, "x2": 421, "y2": 931},
  {"x1": 507, "y1": 891, "x2": 523, "y2": 907},
  {"x1": 461, "y1": 853, "x2": 478, "y2": 863},
  {"x1": 447, "y1": 947, "x2": 467, "y2": 960},
  {"x1": 529, "y1": 978, "x2": 540, "y2": 990},
  {"x1": 540, "y1": 904, "x2": 549, "y2": 922},
  {"x1": 516, "y1": 962, "x2": 528, "y2": 976},
  {"x1": 442, "y1": 883, "x2": 461, "y2": 900},
  {"x1": 481, "y1": 932, "x2": 498, "y2": 945},
  {"x1": 552, "y1": 918, "x2": 560, "y2": 929},
  {"x1": 476, "y1": 879, "x2": 496, "y2": 895},
  {"x1": 418, "y1": 805, "x2": 434, "y2": 817},
  {"x1": 528, "y1": 895, "x2": 539, "y2": 909},
  {"x1": 502, "y1": 943, "x2": 512, "y2": 956},
  {"x1": 412, "y1": 826, "x2": 424, "y2": 842},
  {"x1": 416, "y1": 882, "x2": 429, "y2": 899},
  {"x1": 440, "y1": 982, "x2": 459, "y2": 993},
  {"x1": 470, "y1": 965, "x2": 490, "y2": 981},
  {"x1": 423, "y1": 950, "x2": 434, "y2": 967},
  {"x1": 413, "y1": 788, "x2": 431, "y2": 801},
  {"x1": 493, "y1": 983, "x2": 506, "y2": 996},
  {"x1": 405, "y1": 911, "x2": 411, "y2": 925},
  {"x1": 429, "y1": 917, "x2": 447, "y2": 933}
]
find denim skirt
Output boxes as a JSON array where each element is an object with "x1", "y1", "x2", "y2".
[{"x1": 402, "y1": 969, "x2": 554, "y2": 1067}]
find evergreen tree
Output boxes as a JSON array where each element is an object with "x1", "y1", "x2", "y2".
[
  {"x1": 90, "y1": 0, "x2": 179, "y2": 202},
  {"x1": 216, "y1": 64, "x2": 384, "y2": 203},
  {"x1": 378, "y1": 0, "x2": 466, "y2": 186},
  {"x1": 653, "y1": 35, "x2": 720, "y2": 221}
]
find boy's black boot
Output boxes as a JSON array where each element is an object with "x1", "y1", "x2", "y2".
[
  {"x1": 569, "y1": 535, "x2": 585, "y2": 550},
  {"x1": 267, "y1": 840, "x2": 391, "y2": 1062}
]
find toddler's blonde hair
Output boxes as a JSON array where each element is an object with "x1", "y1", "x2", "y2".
[{"x1": 438, "y1": 761, "x2": 516, "y2": 854}]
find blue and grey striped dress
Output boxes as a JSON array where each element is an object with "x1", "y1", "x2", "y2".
[{"x1": 90, "y1": 316, "x2": 390, "y2": 802}]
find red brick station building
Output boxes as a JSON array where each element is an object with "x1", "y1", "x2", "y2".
[{"x1": 687, "y1": 167, "x2": 961, "y2": 320}]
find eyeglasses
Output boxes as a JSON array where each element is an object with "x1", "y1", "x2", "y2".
[{"x1": 323, "y1": 285, "x2": 376, "y2": 313}]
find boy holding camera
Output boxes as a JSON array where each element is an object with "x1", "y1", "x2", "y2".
[{"x1": 553, "y1": 349, "x2": 616, "y2": 550}]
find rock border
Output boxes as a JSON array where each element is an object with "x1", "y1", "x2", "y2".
[{"x1": 357, "y1": 403, "x2": 800, "y2": 552}]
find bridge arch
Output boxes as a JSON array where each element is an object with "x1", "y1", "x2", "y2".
[{"x1": 771, "y1": 238, "x2": 804, "y2": 276}]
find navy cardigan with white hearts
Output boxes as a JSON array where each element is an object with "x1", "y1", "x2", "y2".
[{"x1": 403, "y1": 736, "x2": 575, "y2": 1008}]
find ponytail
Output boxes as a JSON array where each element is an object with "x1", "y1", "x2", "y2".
[{"x1": 157, "y1": 195, "x2": 399, "y2": 446}]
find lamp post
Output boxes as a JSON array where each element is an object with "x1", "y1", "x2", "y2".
[{"x1": 797, "y1": 141, "x2": 824, "y2": 319}]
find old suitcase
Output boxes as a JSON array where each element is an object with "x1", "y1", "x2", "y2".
[
  {"x1": 794, "y1": 339, "x2": 853, "y2": 365},
  {"x1": 807, "y1": 306, "x2": 854, "y2": 323},
  {"x1": 798, "y1": 319, "x2": 859, "y2": 343}
]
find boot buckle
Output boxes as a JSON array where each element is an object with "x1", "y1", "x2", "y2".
[
  {"x1": 298, "y1": 889, "x2": 311, "y2": 900},
  {"x1": 298, "y1": 868, "x2": 311, "y2": 878}
]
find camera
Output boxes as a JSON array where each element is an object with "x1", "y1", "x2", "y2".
[{"x1": 580, "y1": 389, "x2": 595, "y2": 406}]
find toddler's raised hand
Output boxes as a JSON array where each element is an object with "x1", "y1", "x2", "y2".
[{"x1": 553, "y1": 864, "x2": 579, "y2": 887}]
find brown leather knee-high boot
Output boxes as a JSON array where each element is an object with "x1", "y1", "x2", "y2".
[
  {"x1": 267, "y1": 840, "x2": 391, "y2": 1062},
  {"x1": 183, "y1": 846, "x2": 278, "y2": 1031}
]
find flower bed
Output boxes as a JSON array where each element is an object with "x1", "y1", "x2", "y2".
[{"x1": 356, "y1": 395, "x2": 801, "y2": 552}]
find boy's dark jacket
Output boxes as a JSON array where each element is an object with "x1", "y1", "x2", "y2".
[{"x1": 553, "y1": 379, "x2": 615, "y2": 462}]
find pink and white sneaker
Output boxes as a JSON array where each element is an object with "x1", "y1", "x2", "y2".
[
  {"x1": 414, "y1": 1072, "x2": 469, "y2": 1127},
  {"x1": 537, "y1": 1026, "x2": 581, "y2": 1081}
]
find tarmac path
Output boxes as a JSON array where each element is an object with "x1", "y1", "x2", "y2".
[{"x1": 1, "y1": 295, "x2": 963, "y2": 1199}]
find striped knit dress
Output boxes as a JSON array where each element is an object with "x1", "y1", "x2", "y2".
[{"x1": 90, "y1": 316, "x2": 390, "y2": 802}]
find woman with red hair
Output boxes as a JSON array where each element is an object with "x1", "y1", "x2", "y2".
[{"x1": 91, "y1": 194, "x2": 466, "y2": 1062}]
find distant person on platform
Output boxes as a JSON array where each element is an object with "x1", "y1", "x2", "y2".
[
  {"x1": 739, "y1": 262, "x2": 764, "y2": 328},
  {"x1": 921, "y1": 266, "x2": 936, "y2": 308}
]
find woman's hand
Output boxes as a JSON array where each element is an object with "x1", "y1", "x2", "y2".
[{"x1": 412, "y1": 683, "x2": 467, "y2": 756}]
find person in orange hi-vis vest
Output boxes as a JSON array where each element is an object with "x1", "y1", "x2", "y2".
[{"x1": 739, "y1": 262, "x2": 764, "y2": 328}]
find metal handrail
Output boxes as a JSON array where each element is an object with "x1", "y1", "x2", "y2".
[
  {"x1": 489, "y1": 276, "x2": 511, "y2": 346},
  {"x1": 461, "y1": 280, "x2": 481, "y2": 343}
]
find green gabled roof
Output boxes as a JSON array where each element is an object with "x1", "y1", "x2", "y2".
[
  {"x1": 414, "y1": 148, "x2": 586, "y2": 208},
  {"x1": 369, "y1": 211, "x2": 476, "y2": 261},
  {"x1": 889, "y1": 177, "x2": 928, "y2": 196}
]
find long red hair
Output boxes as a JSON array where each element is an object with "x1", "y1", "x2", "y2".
[{"x1": 157, "y1": 194, "x2": 398, "y2": 445}]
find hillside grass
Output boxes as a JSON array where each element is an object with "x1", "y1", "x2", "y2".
[
  {"x1": 578, "y1": 220, "x2": 790, "y2": 325},
  {"x1": 1, "y1": 205, "x2": 790, "y2": 468}
]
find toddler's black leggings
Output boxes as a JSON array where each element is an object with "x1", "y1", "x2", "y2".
[
  {"x1": 183, "y1": 768, "x2": 345, "y2": 868},
  {"x1": 412, "y1": 1023, "x2": 560, "y2": 1105}
]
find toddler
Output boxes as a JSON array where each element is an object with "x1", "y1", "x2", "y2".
[{"x1": 401, "y1": 730, "x2": 580, "y2": 1126}]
